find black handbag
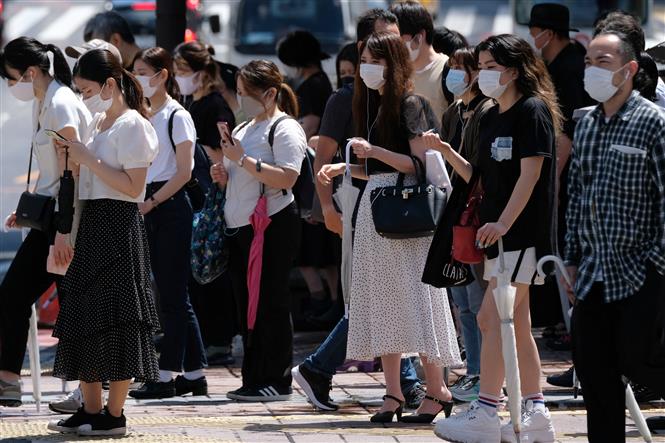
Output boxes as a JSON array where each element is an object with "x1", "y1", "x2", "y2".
[
  {"x1": 369, "y1": 156, "x2": 446, "y2": 239},
  {"x1": 15, "y1": 142, "x2": 55, "y2": 232}
]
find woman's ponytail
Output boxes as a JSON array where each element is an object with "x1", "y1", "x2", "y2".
[
  {"x1": 45, "y1": 43, "x2": 72, "y2": 88},
  {"x1": 278, "y1": 83, "x2": 299, "y2": 117},
  {"x1": 120, "y1": 69, "x2": 149, "y2": 119}
]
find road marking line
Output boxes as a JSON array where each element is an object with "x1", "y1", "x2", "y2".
[
  {"x1": 492, "y1": 4, "x2": 513, "y2": 36},
  {"x1": 5, "y1": 6, "x2": 49, "y2": 41},
  {"x1": 37, "y1": 5, "x2": 98, "y2": 42},
  {"x1": 442, "y1": 5, "x2": 477, "y2": 40}
]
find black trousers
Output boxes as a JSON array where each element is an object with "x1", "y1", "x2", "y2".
[
  {"x1": 145, "y1": 186, "x2": 207, "y2": 372},
  {"x1": 190, "y1": 271, "x2": 238, "y2": 348},
  {"x1": 572, "y1": 263, "x2": 665, "y2": 442},
  {"x1": 227, "y1": 203, "x2": 300, "y2": 389},
  {"x1": 0, "y1": 229, "x2": 61, "y2": 374}
]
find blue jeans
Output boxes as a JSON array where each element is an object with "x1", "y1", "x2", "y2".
[
  {"x1": 450, "y1": 277, "x2": 485, "y2": 376},
  {"x1": 303, "y1": 316, "x2": 421, "y2": 393}
]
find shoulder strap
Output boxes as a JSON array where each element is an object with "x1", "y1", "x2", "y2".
[
  {"x1": 167, "y1": 109, "x2": 178, "y2": 152},
  {"x1": 268, "y1": 115, "x2": 294, "y2": 147},
  {"x1": 25, "y1": 143, "x2": 35, "y2": 191}
]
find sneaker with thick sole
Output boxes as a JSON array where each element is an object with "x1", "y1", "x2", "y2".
[
  {"x1": 77, "y1": 406, "x2": 127, "y2": 436},
  {"x1": 49, "y1": 387, "x2": 83, "y2": 414},
  {"x1": 500, "y1": 400, "x2": 556, "y2": 443},
  {"x1": 450, "y1": 375, "x2": 480, "y2": 403},
  {"x1": 226, "y1": 386, "x2": 249, "y2": 400},
  {"x1": 175, "y1": 375, "x2": 208, "y2": 396},
  {"x1": 231, "y1": 385, "x2": 292, "y2": 402},
  {"x1": 632, "y1": 382, "x2": 663, "y2": 403},
  {"x1": 0, "y1": 379, "x2": 21, "y2": 407},
  {"x1": 47, "y1": 406, "x2": 96, "y2": 433},
  {"x1": 546, "y1": 366, "x2": 574, "y2": 388},
  {"x1": 434, "y1": 400, "x2": 501, "y2": 443},
  {"x1": 128, "y1": 380, "x2": 176, "y2": 399},
  {"x1": 404, "y1": 383, "x2": 426, "y2": 410},
  {"x1": 292, "y1": 365, "x2": 338, "y2": 411}
]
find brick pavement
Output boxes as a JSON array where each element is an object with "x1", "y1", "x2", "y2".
[{"x1": 1, "y1": 330, "x2": 664, "y2": 442}]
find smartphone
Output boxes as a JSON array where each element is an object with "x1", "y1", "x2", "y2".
[
  {"x1": 217, "y1": 121, "x2": 235, "y2": 145},
  {"x1": 44, "y1": 129, "x2": 69, "y2": 143}
]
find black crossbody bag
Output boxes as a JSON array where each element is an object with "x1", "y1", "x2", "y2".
[{"x1": 15, "y1": 142, "x2": 56, "y2": 232}]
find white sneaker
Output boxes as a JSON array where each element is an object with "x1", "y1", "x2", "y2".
[
  {"x1": 49, "y1": 387, "x2": 82, "y2": 414},
  {"x1": 434, "y1": 400, "x2": 501, "y2": 442},
  {"x1": 500, "y1": 400, "x2": 556, "y2": 443}
]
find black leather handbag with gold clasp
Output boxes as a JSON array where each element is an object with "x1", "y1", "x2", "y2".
[{"x1": 15, "y1": 142, "x2": 56, "y2": 232}]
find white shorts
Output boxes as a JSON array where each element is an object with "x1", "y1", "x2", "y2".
[{"x1": 483, "y1": 247, "x2": 544, "y2": 286}]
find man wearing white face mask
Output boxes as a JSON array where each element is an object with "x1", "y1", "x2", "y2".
[
  {"x1": 564, "y1": 31, "x2": 665, "y2": 442},
  {"x1": 390, "y1": 1, "x2": 449, "y2": 123}
]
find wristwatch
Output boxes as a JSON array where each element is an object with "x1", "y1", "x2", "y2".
[
  {"x1": 238, "y1": 153, "x2": 248, "y2": 167},
  {"x1": 256, "y1": 158, "x2": 262, "y2": 172}
]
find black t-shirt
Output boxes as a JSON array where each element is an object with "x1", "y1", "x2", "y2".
[
  {"x1": 188, "y1": 91, "x2": 236, "y2": 148},
  {"x1": 367, "y1": 94, "x2": 439, "y2": 175},
  {"x1": 477, "y1": 96, "x2": 555, "y2": 259},
  {"x1": 319, "y1": 82, "x2": 354, "y2": 147},
  {"x1": 297, "y1": 71, "x2": 333, "y2": 121}
]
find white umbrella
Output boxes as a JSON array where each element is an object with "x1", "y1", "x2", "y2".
[
  {"x1": 333, "y1": 140, "x2": 360, "y2": 318},
  {"x1": 493, "y1": 238, "x2": 521, "y2": 438},
  {"x1": 537, "y1": 255, "x2": 652, "y2": 442}
]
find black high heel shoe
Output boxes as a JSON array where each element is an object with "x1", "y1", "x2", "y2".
[
  {"x1": 370, "y1": 394, "x2": 404, "y2": 423},
  {"x1": 400, "y1": 395, "x2": 454, "y2": 423}
]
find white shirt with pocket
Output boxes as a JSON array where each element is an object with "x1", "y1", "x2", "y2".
[
  {"x1": 79, "y1": 109, "x2": 158, "y2": 203},
  {"x1": 31, "y1": 80, "x2": 92, "y2": 198},
  {"x1": 147, "y1": 98, "x2": 196, "y2": 184},
  {"x1": 223, "y1": 113, "x2": 306, "y2": 229}
]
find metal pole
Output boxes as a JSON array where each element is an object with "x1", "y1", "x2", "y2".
[{"x1": 156, "y1": 0, "x2": 186, "y2": 53}]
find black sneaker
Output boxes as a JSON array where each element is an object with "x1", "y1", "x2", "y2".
[
  {"x1": 175, "y1": 375, "x2": 208, "y2": 396},
  {"x1": 647, "y1": 416, "x2": 665, "y2": 432},
  {"x1": 291, "y1": 365, "x2": 338, "y2": 411},
  {"x1": 77, "y1": 406, "x2": 127, "y2": 436},
  {"x1": 546, "y1": 366, "x2": 575, "y2": 388},
  {"x1": 47, "y1": 406, "x2": 96, "y2": 433},
  {"x1": 404, "y1": 383, "x2": 426, "y2": 410},
  {"x1": 128, "y1": 380, "x2": 176, "y2": 399},
  {"x1": 230, "y1": 385, "x2": 292, "y2": 402},
  {"x1": 226, "y1": 386, "x2": 250, "y2": 400},
  {"x1": 632, "y1": 382, "x2": 662, "y2": 403}
]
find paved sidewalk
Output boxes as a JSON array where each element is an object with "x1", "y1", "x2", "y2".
[{"x1": 1, "y1": 330, "x2": 664, "y2": 442}]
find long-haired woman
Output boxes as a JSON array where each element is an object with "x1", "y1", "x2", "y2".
[
  {"x1": 127, "y1": 47, "x2": 208, "y2": 400},
  {"x1": 0, "y1": 37, "x2": 90, "y2": 407},
  {"x1": 318, "y1": 32, "x2": 461, "y2": 424},
  {"x1": 427, "y1": 34, "x2": 560, "y2": 442},
  {"x1": 48, "y1": 49, "x2": 159, "y2": 436}
]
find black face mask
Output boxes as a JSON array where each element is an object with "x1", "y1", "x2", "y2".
[{"x1": 341, "y1": 76, "x2": 355, "y2": 85}]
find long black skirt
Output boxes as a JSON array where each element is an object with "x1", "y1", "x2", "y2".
[{"x1": 52, "y1": 199, "x2": 160, "y2": 382}]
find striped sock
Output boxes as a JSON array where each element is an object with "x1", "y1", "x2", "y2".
[
  {"x1": 477, "y1": 392, "x2": 501, "y2": 415},
  {"x1": 524, "y1": 392, "x2": 546, "y2": 411}
]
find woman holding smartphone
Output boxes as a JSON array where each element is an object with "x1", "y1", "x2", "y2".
[
  {"x1": 210, "y1": 60, "x2": 306, "y2": 402},
  {"x1": 0, "y1": 37, "x2": 91, "y2": 407},
  {"x1": 47, "y1": 49, "x2": 159, "y2": 436}
]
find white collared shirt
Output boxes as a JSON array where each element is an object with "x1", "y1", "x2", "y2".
[{"x1": 79, "y1": 110, "x2": 158, "y2": 203}]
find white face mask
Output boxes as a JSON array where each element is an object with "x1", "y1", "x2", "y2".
[
  {"x1": 83, "y1": 83, "x2": 113, "y2": 114},
  {"x1": 239, "y1": 90, "x2": 270, "y2": 118},
  {"x1": 478, "y1": 69, "x2": 512, "y2": 99},
  {"x1": 584, "y1": 65, "x2": 629, "y2": 103},
  {"x1": 359, "y1": 63, "x2": 386, "y2": 90},
  {"x1": 407, "y1": 35, "x2": 422, "y2": 62},
  {"x1": 137, "y1": 72, "x2": 160, "y2": 99},
  {"x1": 446, "y1": 69, "x2": 472, "y2": 97},
  {"x1": 9, "y1": 71, "x2": 36, "y2": 102},
  {"x1": 176, "y1": 72, "x2": 199, "y2": 96},
  {"x1": 531, "y1": 30, "x2": 551, "y2": 56}
]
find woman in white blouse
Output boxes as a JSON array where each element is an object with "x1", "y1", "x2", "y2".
[
  {"x1": 0, "y1": 37, "x2": 91, "y2": 407},
  {"x1": 127, "y1": 47, "x2": 209, "y2": 400},
  {"x1": 211, "y1": 60, "x2": 306, "y2": 402},
  {"x1": 48, "y1": 49, "x2": 159, "y2": 437}
]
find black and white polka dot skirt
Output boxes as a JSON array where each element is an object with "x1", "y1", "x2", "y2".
[{"x1": 53, "y1": 199, "x2": 160, "y2": 383}]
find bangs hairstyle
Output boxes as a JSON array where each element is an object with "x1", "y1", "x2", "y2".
[
  {"x1": 174, "y1": 40, "x2": 221, "y2": 95},
  {"x1": 449, "y1": 47, "x2": 481, "y2": 95},
  {"x1": 475, "y1": 34, "x2": 562, "y2": 134},
  {"x1": 353, "y1": 32, "x2": 413, "y2": 150},
  {"x1": 135, "y1": 47, "x2": 181, "y2": 102}
]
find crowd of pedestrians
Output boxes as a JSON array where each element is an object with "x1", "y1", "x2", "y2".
[{"x1": 0, "y1": 1, "x2": 664, "y2": 441}]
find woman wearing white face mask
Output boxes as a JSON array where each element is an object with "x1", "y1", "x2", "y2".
[
  {"x1": 127, "y1": 47, "x2": 209, "y2": 400},
  {"x1": 425, "y1": 35, "x2": 562, "y2": 442},
  {"x1": 173, "y1": 41, "x2": 235, "y2": 165},
  {"x1": 0, "y1": 37, "x2": 91, "y2": 407},
  {"x1": 318, "y1": 32, "x2": 461, "y2": 425},
  {"x1": 47, "y1": 49, "x2": 159, "y2": 436},
  {"x1": 209, "y1": 60, "x2": 306, "y2": 402}
]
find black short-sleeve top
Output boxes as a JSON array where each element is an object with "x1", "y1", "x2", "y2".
[
  {"x1": 366, "y1": 94, "x2": 439, "y2": 175},
  {"x1": 477, "y1": 95, "x2": 555, "y2": 259}
]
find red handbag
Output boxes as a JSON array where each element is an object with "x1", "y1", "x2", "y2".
[{"x1": 452, "y1": 179, "x2": 484, "y2": 264}]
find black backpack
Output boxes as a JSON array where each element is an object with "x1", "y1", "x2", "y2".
[
  {"x1": 236, "y1": 115, "x2": 316, "y2": 216},
  {"x1": 168, "y1": 109, "x2": 212, "y2": 212}
]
